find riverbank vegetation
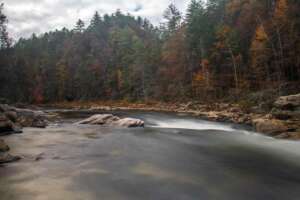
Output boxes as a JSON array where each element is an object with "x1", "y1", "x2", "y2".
[{"x1": 0, "y1": 0, "x2": 299, "y2": 106}]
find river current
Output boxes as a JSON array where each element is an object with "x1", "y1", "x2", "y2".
[{"x1": 1, "y1": 111, "x2": 300, "y2": 200}]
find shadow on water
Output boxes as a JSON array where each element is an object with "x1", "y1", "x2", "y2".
[{"x1": 1, "y1": 110, "x2": 300, "y2": 200}]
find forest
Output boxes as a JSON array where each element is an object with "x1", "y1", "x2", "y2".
[{"x1": 0, "y1": 0, "x2": 299, "y2": 104}]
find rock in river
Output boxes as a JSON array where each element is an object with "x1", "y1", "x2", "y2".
[
  {"x1": 0, "y1": 139, "x2": 21, "y2": 164},
  {"x1": 0, "y1": 139, "x2": 9, "y2": 152},
  {"x1": 15, "y1": 108, "x2": 48, "y2": 128},
  {"x1": 78, "y1": 114, "x2": 144, "y2": 128},
  {"x1": 0, "y1": 153, "x2": 21, "y2": 164},
  {"x1": 115, "y1": 118, "x2": 145, "y2": 128},
  {"x1": 252, "y1": 118, "x2": 291, "y2": 136},
  {"x1": 0, "y1": 113, "x2": 22, "y2": 135},
  {"x1": 0, "y1": 104, "x2": 49, "y2": 133}
]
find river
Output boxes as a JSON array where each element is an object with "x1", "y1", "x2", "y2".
[{"x1": 0, "y1": 111, "x2": 300, "y2": 200}]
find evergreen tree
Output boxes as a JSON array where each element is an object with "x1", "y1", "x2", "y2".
[
  {"x1": 163, "y1": 3, "x2": 182, "y2": 36},
  {"x1": 0, "y1": 3, "x2": 11, "y2": 49},
  {"x1": 74, "y1": 19, "x2": 85, "y2": 33}
]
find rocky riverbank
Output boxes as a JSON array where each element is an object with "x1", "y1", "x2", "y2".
[
  {"x1": 51, "y1": 93, "x2": 300, "y2": 140},
  {"x1": 1, "y1": 93, "x2": 299, "y2": 165},
  {"x1": 0, "y1": 104, "x2": 49, "y2": 164}
]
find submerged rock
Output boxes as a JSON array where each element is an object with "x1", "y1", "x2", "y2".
[
  {"x1": 78, "y1": 114, "x2": 144, "y2": 128},
  {"x1": 0, "y1": 153, "x2": 21, "y2": 164},
  {"x1": 0, "y1": 139, "x2": 21, "y2": 164}
]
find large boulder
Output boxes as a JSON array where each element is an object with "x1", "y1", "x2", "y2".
[
  {"x1": 78, "y1": 114, "x2": 119, "y2": 125},
  {"x1": 253, "y1": 118, "x2": 291, "y2": 136},
  {"x1": 0, "y1": 113, "x2": 22, "y2": 135},
  {"x1": 0, "y1": 104, "x2": 48, "y2": 135},
  {"x1": 114, "y1": 118, "x2": 145, "y2": 127},
  {"x1": 15, "y1": 108, "x2": 48, "y2": 128},
  {"x1": 0, "y1": 113, "x2": 13, "y2": 133},
  {"x1": 0, "y1": 104, "x2": 16, "y2": 112},
  {"x1": 274, "y1": 93, "x2": 300, "y2": 110},
  {"x1": 78, "y1": 114, "x2": 144, "y2": 128},
  {"x1": 5, "y1": 111, "x2": 18, "y2": 122}
]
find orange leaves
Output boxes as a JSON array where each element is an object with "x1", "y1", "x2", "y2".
[
  {"x1": 201, "y1": 59, "x2": 209, "y2": 68},
  {"x1": 250, "y1": 24, "x2": 269, "y2": 61},
  {"x1": 274, "y1": 0, "x2": 288, "y2": 24},
  {"x1": 253, "y1": 24, "x2": 268, "y2": 42},
  {"x1": 216, "y1": 25, "x2": 231, "y2": 39},
  {"x1": 193, "y1": 71, "x2": 205, "y2": 82},
  {"x1": 250, "y1": 23, "x2": 271, "y2": 80},
  {"x1": 215, "y1": 25, "x2": 233, "y2": 49},
  {"x1": 192, "y1": 59, "x2": 213, "y2": 99},
  {"x1": 192, "y1": 59, "x2": 210, "y2": 87}
]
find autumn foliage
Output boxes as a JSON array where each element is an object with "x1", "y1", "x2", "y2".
[{"x1": 0, "y1": 0, "x2": 299, "y2": 103}]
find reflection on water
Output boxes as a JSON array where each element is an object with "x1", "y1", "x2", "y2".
[{"x1": 0, "y1": 111, "x2": 300, "y2": 200}]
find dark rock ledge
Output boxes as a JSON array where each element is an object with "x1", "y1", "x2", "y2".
[{"x1": 0, "y1": 104, "x2": 49, "y2": 164}]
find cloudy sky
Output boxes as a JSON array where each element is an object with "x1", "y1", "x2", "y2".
[{"x1": 2, "y1": 0, "x2": 190, "y2": 40}]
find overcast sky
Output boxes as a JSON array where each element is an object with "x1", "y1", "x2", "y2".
[{"x1": 1, "y1": 0, "x2": 190, "y2": 40}]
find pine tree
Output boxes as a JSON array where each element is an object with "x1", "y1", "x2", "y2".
[
  {"x1": 74, "y1": 19, "x2": 85, "y2": 33},
  {"x1": 163, "y1": 3, "x2": 182, "y2": 36},
  {"x1": 0, "y1": 3, "x2": 11, "y2": 49},
  {"x1": 89, "y1": 11, "x2": 102, "y2": 29}
]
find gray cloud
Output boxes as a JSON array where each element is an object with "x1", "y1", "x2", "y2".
[{"x1": 1, "y1": 0, "x2": 190, "y2": 40}]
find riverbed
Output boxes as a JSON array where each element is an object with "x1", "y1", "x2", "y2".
[{"x1": 1, "y1": 111, "x2": 300, "y2": 200}]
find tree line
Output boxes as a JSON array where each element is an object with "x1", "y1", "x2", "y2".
[{"x1": 0, "y1": 0, "x2": 299, "y2": 103}]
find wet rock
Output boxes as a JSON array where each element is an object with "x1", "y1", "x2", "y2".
[
  {"x1": 0, "y1": 104, "x2": 16, "y2": 112},
  {"x1": 35, "y1": 153, "x2": 46, "y2": 161},
  {"x1": 44, "y1": 112, "x2": 61, "y2": 121},
  {"x1": 0, "y1": 153, "x2": 21, "y2": 164},
  {"x1": 0, "y1": 139, "x2": 9, "y2": 152},
  {"x1": 0, "y1": 103, "x2": 50, "y2": 135},
  {"x1": 5, "y1": 111, "x2": 18, "y2": 122},
  {"x1": 276, "y1": 131, "x2": 300, "y2": 140},
  {"x1": 89, "y1": 106, "x2": 112, "y2": 111},
  {"x1": 0, "y1": 113, "x2": 16, "y2": 134},
  {"x1": 252, "y1": 118, "x2": 291, "y2": 136},
  {"x1": 274, "y1": 93, "x2": 300, "y2": 110},
  {"x1": 78, "y1": 114, "x2": 144, "y2": 128},
  {"x1": 78, "y1": 114, "x2": 120, "y2": 125},
  {"x1": 115, "y1": 118, "x2": 145, "y2": 127},
  {"x1": 0, "y1": 139, "x2": 21, "y2": 164},
  {"x1": 15, "y1": 108, "x2": 48, "y2": 128}
]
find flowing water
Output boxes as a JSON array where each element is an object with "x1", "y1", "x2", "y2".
[{"x1": 0, "y1": 110, "x2": 300, "y2": 200}]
